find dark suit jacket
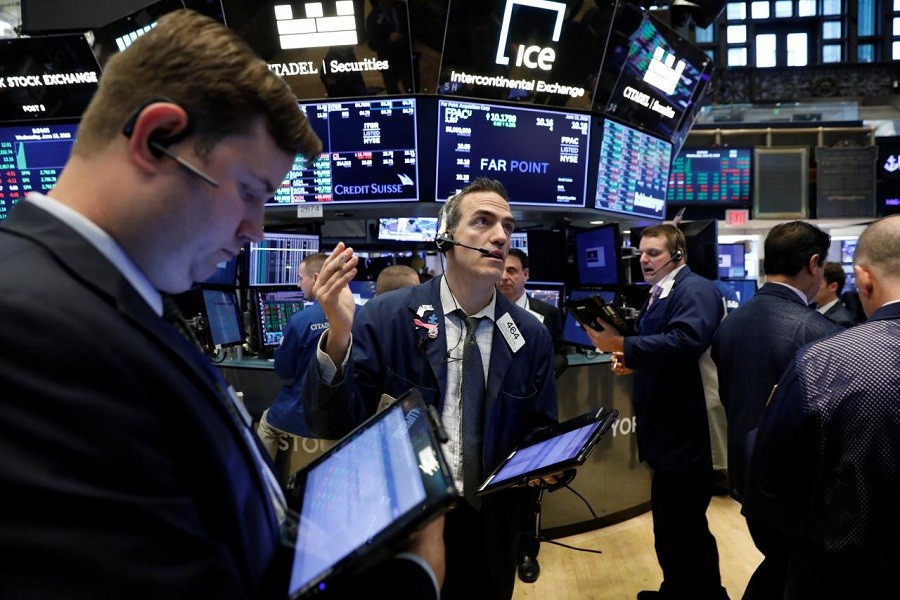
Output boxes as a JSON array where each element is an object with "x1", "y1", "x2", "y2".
[
  {"x1": 0, "y1": 201, "x2": 283, "y2": 598},
  {"x1": 524, "y1": 294, "x2": 567, "y2": 376},
  {"x1": 822, "y1": 300, "x2": 857, "y2": 328},
  {"x1": 711, "y1": 282, "x2": 843, "y2": 503},
  {"x1": 302, "y1": 276, "x2": 558, "y2": 598},
  {"x1": 623, "y1": 266, "x2": 724, "y2": 472}
]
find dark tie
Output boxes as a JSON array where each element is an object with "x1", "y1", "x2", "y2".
[
  {"x1": 460, "y1": 313, "x2": 485, "y2": 507},
  {"x1": 648, "y1": 285, "x2": 662, "y2": 308},
  {"x1": 161, "y1": 294, "x2": 203, "y2": 348}
]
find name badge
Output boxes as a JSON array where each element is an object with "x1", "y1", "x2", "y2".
[{"x1": 497, "y1": 312, "x2": 526, "y2": 353}]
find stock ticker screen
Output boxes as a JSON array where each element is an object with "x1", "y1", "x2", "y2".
[
  {"x1": 269, "y1": 97, "x2": 419, "y2": 204},
  {"x1": 667, "y1": 147, "x2": 752, "y2": 205},
  {"x1": 0, "y1": 121, "x2": 79, "y2": 220},
  {"x1": 435, "y1": 99, "x2": 591, "y2": 207}
]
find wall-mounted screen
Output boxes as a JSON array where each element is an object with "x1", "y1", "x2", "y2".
[
  {"x1": 88, "y1": 0, "x2": 185, "y2": 68},
  {"x1": 561, "y1": 289, "x2": 616, "y2": 349},
  {"x1": 594, "y1": 118, "x2": 671, "y2": 219},
  {"x1": 436, "y1": 99, "x2": 591, "y2": 207},
  {"x1": 510, "y1": 231, "x2": 528, "y2": 254},
  {"x1": 247, "y1": 233, "x2": 320, "y2": 287},
  {"x1": 253, "y1": 288, "x2": 310, "y2": 349},
  {"x1": 201, "y1": 288, "x2": 245, "y2": 347},
  {"x1": 573, "y1": 223, "x2": 622, "y2": 287},
  {"x1": 667, "y1": 147, "x2": 752, "y2": 205},
  {"x1": 377, "y1": 217, "x2": 438, "y2": 242},
  {"x1": 0, "y1": 120, "x2": 79, "y2": 221},
  {"x1": 594, "y1": 4, "x2": 713, "y2": 144},
  {"x1": 269, "y1": 97, "x2": 419, "y2": 205},
  {"x1": 0, "y1": 35, "x2": 100, "y2": 122},
  {"x1": 717, "y1": 243, "x2": 746, "y2": 279}
]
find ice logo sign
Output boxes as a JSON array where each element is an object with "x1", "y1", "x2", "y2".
[
  {"x1": 643, "y1": 46, "x2": 685, "y2": 95},
  {"x1": 273, "y1": 1, "x2": 358, "y2": 50},
  {"x1": 494, "y1": 0, "x2": 566, "y2": 72}
]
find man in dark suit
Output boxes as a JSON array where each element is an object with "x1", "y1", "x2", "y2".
[
  {"x1": 751, "y1": 215, "x2": 900, "y2": 598},
  {"x1": 812, "y1": 261, "x2": 858, "y2": 327},
  {"x1": 585, "y1": 224, "x2": 729, "y2": 600},
  {"x1": 497, "y1": 247, "x2": 566, "y2": 583},
  {"x1": 302, "y1": 178, "x2": 559, "y2": 600},
  {"x1": 711, "y1": 221, "x2": 843, "y2": 600},
  {"x1": 0, "y1": 10, "x2": 442, "y2": 599}
]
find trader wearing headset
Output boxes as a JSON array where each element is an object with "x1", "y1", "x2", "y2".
[
  {"x1": 585, "y1": 224, "x2": 729, "y2": 600},
  {"x1": 300, "y1": 177, "x2": 559, "y2": 600}
]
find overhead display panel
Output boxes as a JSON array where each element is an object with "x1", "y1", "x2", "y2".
[
  {"x1": 437, "y1": 0, "x2": 611, "y2": 109},
  {"x1": 435, "y1": 98, "x2": 591, "y2": 207},
  {"x1": 0, "y1": 35, "x2": 101, "y2": 122},
  {"x1": 592, "y1": 2, "x2": 713, "y2": 146},
  {"x1": 221, "y1": 0, "x2": 416, "y2": 100}
]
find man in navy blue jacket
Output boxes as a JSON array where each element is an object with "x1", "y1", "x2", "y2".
[
  {"x1": 301, "y1": 178, "x2": 558, "y2": 600},
  {"x1": 751, "y1": 215, "x2": 900, "y2": 598},
  {"x1": 586, "y1": 224, "x2": 728, "y2": 600},
  {"x1": 712, "y1": 221, "x2": 842, "y2": 600}
]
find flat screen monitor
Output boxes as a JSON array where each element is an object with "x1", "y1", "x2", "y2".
[
  {"x1": 247, "y1": 233, "x2": 320, "y2": 287},
  {"x1": 525, "y1": 285, "x2": 563, "y2": 311},
  {"x1": 202, "y1": 254, "x2": 240, "y2": 287},
  {"x1": 524, "y1": 229, "x2": 568, "y2": 285},
  {"x1": 718, "y1": 243, "x2": 746, "y2": 279},
  {"x1": 0, "y1": 35, "x2": 100, "y2": 121},
  {"x1": 668, "y1": 147, "x2": 752, "y2": 206},
  {"x1": 841, "y1": 239, "x2": 856, "y2": 264},
  {"x1": 349, "y1": 279, "x2": 377, "y2": 305},
  {"x1": 680, "y1": 219, "x2": 719, "y2": 281},
  {"x1": 377, "y1": 217, "x2": 438, "y2": 242},
  {"x1": 201, "y1": 288, "x2": 244, "y2": 347},
  {"x1": 0, "y1": 120, "x2": 80, "y2": 221},
  {"x1": 573, "y1": 223, "x2": 622, "y2": 287},
  {"x1": 87, "y1": 0, "x2": 185, "y2": 68},
  {"x1": 561, "y1": 289, "x2": 616, "y2": 349},
  {"x1": 269, "y1": 98, "x2": 419, "y2": 205},
  {"x1": 594, "y1": 4, "x2": 713, "y2": 144},
  {"x1": 510, "y1": 232, "x2": 528, "y2": 254},
  {"x1": 435, "y1": 99, "x2": 591, "y2": 207},
  {"x1": 721, "y1": 278, "x2": 757, "y2": 305},
  {"x1": 254, "y1": 288, "x2": 310, "y2": 349},
  {"x1": 594, "y1": 118, "x2": 672, "y2": 220}
]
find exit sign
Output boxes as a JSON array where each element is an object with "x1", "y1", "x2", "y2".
[{"x1": 725, "y1": 209, "x2": 749, "y2": 227}]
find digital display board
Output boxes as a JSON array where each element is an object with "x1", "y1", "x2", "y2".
[
  {"x1": 667, "y1": 148, "x2": 752, "y2": 205},
  {"x1": 377, "y1": 217, "x2": 438, "y2": 242},
  {"x1": 594, "y1": 118, "x2": 671, "y2": 219},
  {"x1": 0, "y1": 35, "x2": 100, "y2": 122},
  {"x1": 247, "y1": 233, "x2": 320, "y2": 286},
  {"x1": 269, "y1": 98, "x2": 419, "y2": 204},
  {"x1": 436, "y1": 99, "x2": 590, "y2": 207},
  {"x1": 0, "y1": 121, "x2": 79, "y2": 221},
  {"x1": 594, "y1": 4, "x2": 713, "y2": 144}
]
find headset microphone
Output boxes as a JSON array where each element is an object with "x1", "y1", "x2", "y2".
[
  {"x1": 434, "y1": 235, "x2": 491, "y2": 256},
  {"x1": 649, "y1": 248, "x2": 684, "y2": 275},
  {"x1": 147, "y1": 139, "x2": 220, "y2": 188}
]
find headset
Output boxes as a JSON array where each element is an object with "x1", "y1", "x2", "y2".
[
  {"x1": 433, "y1": 199, "x2": 490, "y2": 256},
  {"x1": 671, "y1": 248, "x2": 684, "y2": 262},
  {"x1": 121, "y1": 96, "x2": 219, "y2": 187}
]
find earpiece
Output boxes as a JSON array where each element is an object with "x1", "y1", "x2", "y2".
[
  {"x1": 671, "y1": 248, "x2": 684, "y2": 262},
  {"x1": 435, "y1": 231, "x2": 454, "y2": 253}
]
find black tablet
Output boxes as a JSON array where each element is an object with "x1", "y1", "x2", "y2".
[
  {"x1": 475, "y1": 407, "x2": 619, "y2": 497},
  {"x1": 565, "y1": 295, "x2": 633, "y2": 336},
  {"x1": 284, "y1": 388, "x2": 457, "y2": 599}
]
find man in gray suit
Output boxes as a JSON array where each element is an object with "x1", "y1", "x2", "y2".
[{"x1": 711, "y1": 221, "x2": 843, "y2": 600}]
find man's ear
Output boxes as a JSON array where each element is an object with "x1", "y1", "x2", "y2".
[
  {"x1": 854, "y1": 264, "x2": 873, "y2": 298},
  {"x1": 807, "y1": 253, "x2": 822, "y2": 274},
  {"x1": 523, "y1": 267, "x2": 529, "y2": 281}
]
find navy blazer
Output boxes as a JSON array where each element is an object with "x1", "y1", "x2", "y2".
[
  {"x1": 302, "y1": 276, "x2": 558, "y2": 598},
  {"x1": 711, "y1": 282, "x2": 843, "y2": 502},
  {"x1": 525, "y1": 294, "x2": 567, "y2": 376},
  {"x1": 822, "y1": 300, "x2": 857, "y2": 328},
  {"x1": 623, "y1": 266, "x2": 724, "y2": 472},
  {"x1": 0, "y1": 201, "x2": 284, "y2": 598}
]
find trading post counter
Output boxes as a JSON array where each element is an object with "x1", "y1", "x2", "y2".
[
  {"x1": 539, "y1": 353, "x2": 651, "y2": 539},
  {"x1": 216, "y1": 352, "x2": 652, "y2": 537}
]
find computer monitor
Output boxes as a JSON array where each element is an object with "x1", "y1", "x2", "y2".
[
  {"x1": 247, "y1": 233, "x2": 320, "y2": 287},
  {"x1": 573, "y1": 223, "x2": 622, "y2": 287},
  {"x1": 253, "y1": 288, "x2": 310, "y2": 349},
  {"x1": 667, "y1": 147, "x2": 753, "y2": 206},
  {"x1": 0, "y1": 120, "x2": 80, "y2": 221},
  {"x1": 377, "y1": 217, "x2": 438, "y2": 243},
  {"x1": 561, "y1": 289, "x2": 617, "y2": 349},
  {"x1": 721, "y1": 279, "x2": 758, "y2": 305},
  {"x1": 349, "y1": 280, "x2": 377, "y2": 305},
  {"x1": 680, "y1": 219, "x2": 719, "y2": 281},
  {"x1": 510, "y1": 232, "x2": 529, "y2": 254},
  {"x1": 525, "y1": 229, "x2": 568, "y2": 285},
  {"x1": 201, "y1": 288, "x2": 245, "y2": 347},
  {"x1": 202, "y1": 254, "x2": 240, "y2": 287},
  {"x1": 717, "y1": 243, "x2": 746, "y2": 279},
  {"x1": 525, "y1": 285, "x2": 563, "y2": 311}
]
